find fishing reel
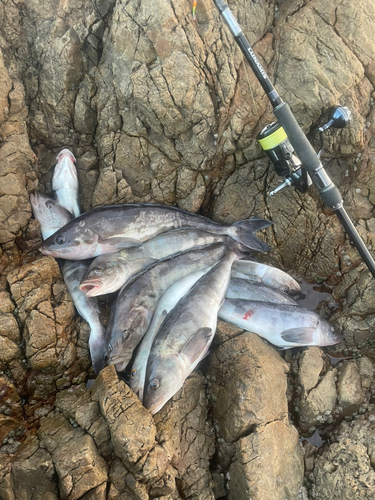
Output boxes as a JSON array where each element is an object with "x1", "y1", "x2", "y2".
[{"x1": 258, "y1": 105, "x2": 351, "y2": 196}]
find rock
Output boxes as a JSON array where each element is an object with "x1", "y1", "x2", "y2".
[
  {"x1": 12, "y1": 437, "x2": 58, "y2": 500},
  {"x1": 298, "y1": 347, "x2": 325, "y2": 393},
  {"x1": 55, "y1": 384, "x2": 114, "y2": 460},
  {"x1": 107, "y1": 458, "x2": 148, "y2": 500},
  {"x1": 155, "y1": 372, "x2": 215, "y2": 500},
  {"x1": 208, "y1": 333, "x2": 289, "y2": 443},
  {"x1": 337, "y1": 360, "x2": 366, "y2": 416},
  {"x1": 295, "y1": 347, "x2": 338, "y2": 432},
  {"x1": 358, "y1": 357, "x2": 375, "y2": 389},
  {"x1": 311, "y1": 431, "x2": 375, "y2": 499},
  {"x1": 92, "y1": 365, "x2": 169, "y2": 482},
  {"x1": 228, "y1": 420, "x2": 304, "y2": 500},
  {"x1": 38, "y1": 413, "x2": 108, "y2": 500}
]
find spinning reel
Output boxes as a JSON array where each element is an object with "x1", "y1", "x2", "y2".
[
  {"x1": 212, "y1": 0, "x2": 375, "y2": 277},
  {"x1": 257, "y1": 106, "x2": 352, "y2": 196}
]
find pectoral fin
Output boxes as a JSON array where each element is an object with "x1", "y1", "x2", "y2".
[
  {"x1": 280, "y1": 327, "x2": 316, "y2": 344},
  {"x1": 179, "y1": 327, "x2": 213, "y2": 364}
]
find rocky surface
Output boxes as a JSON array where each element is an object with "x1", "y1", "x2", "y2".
[{"x1": 1, "y1": 0, "x2": 375, "y2": 498}]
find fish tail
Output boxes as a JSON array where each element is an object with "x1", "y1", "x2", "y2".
[{"x1": 228, "y1": 218, "x2": 273, "y2": 252}]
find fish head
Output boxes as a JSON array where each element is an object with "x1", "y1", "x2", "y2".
[
  {"x1": 107, "y1": 305, "x2": 150, "y2": 369},
  {"x1": 143, "y1": 353, "x2": 186, "y2": 415},
  {"x1": 30, "y1": 192, "x2": 73, "y2": 236},
  {"x1": 79, "y1": 255, "x2": 130, "y2": 296},
  {"x1": 317, "y1": 320, "x2": 343, "y2": 346},
  {"x1": 40, "y1": 222, "x2": 99, "y2": 259}
]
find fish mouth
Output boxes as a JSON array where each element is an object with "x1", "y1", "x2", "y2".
[
  {"x1": 108, "y1": 354, "x2": 131, "y2": 370},
  {"x1": 39, "y1": 245, "x2": 52, "y2": 256},
  {"x1": 57, "y1": 149, "x2": 76, "y2": 162},
  {"x1": 79, "y1": 279, "x2": 105, "y2": 297}
]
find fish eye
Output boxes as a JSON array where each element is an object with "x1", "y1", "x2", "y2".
[
  {"x1": 150, "y1": 379, "x2": 160, "y2": 390},
  {"x1": 45, "y1": 200, "x2": 53, "y2": 208},
  {"x1": 122, "y1": 331, "x2": 130, "y2": 342},
  {"x1": 92, "y1": 267, "x2": 103, "y2": 275},
  {"x1": 130, "y1": 369, "x2": 136, "y2": 379},
  {"x1": 55, "y1": 235, "x2": 66, "y2": 245},
  {"x1": 282, "y1": 285, "x2": 290, "y2": 293}
]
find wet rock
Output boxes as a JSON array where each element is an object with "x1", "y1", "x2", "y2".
[
  {"x1": 358, "y1": 357, "x2": 375, "y2": 390},
  {"x1": 92, "y1": 365, "x2": 169, "y2": 482},
  {"x1": 298, "y1": 347, "x2": 325, "y2": 393},
  {"x1": 12, "y1": 436, "x2": 58, "y2": 500},
  {"x1": 337, "y1": 360, "x2": 366, "y2": 416},
  {"x1": 107, "y1": 458, "x2": 148, "y2": 500},
  {"x1": 311, "y1": 423, "x2": 375, "y2": 499},
  {"x1": 208, "y1": 332, "x2": 289, "y2": 443},
  {"x1": 55, "y1": 384, "x2": 113, "y2": 460},
  {"x1": 155, "y1": 372, "x2": 215, "y2": 500},
  {"x1": 295, "y1": 347, "x2": 337, "y2": 432},
  {"x1": 38, "y1": 413, "x2": 108, "y2": 500},
  {"x1": 228, "y1": 420, "x2": 304, "y2": 500}
]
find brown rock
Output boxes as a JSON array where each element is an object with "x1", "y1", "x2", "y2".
[
  {"x1": 298, "y1": 368, "x2": 337, "y2": 432},
  {"x1": 38, "y1": 413, "x2": 108, "y2": 500},
  {"x1": 208, "y1": 333, "x2": 289, "y2": 443},
  {"x1": 155, "y1": 372, "x2": 215, "y2": 500},
  {"x1": 228, "y1": 420, "x2": 304, "y2": 500},
  {"x1": 12, "y1": 437, "x2": 58, "y2": 500},
  {"x1": 92, "y1": 365, "x2": 168, "y2": 481},
  {"x1": 337, "y1": 361, "x2": 366, "y2": 415}
]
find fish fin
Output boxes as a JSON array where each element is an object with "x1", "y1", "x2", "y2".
[
  {"x1": 231, "y1": 218, "x2": 273, "y2": 252},
  {"x1": 280, "y1": 327, "x2": 316, "y2": 344},
  {"x1": 179, "y1": 327, "x2": 213, "y2": 364},
  {"x1": 98, "y1": 236, "x2": 142, "y2": 249}
]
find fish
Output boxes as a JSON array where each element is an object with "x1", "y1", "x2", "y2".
[
  {"x1": 218, "y1": 299, "x2": 342, "y2": 349},
  {"x1": 143, "y1": 243, "x2": 242, "y2": 415},
  {"x1": 52, "y1": 148, "x2": 80, "y2": 218},
  {"x1": 30, "y1": 192, "x2": 73, "y2": 240},
  {"x1": 79, "y1": 229, "x2": 227, "y2": 297},
  {"x1": 129, "y1": 266, "x2": 212, "y2": 402},
  {"x1": 130, "y1": 274, "x2": 299, "y2": 402},
  {"x1": 226, "y1": 278, "x2": 299, "y2": 305},
  {"x1": 39, "y1": 203, "x2": 272, "y2": 260},
  {"x1": 231, "y1": 259, "x2": 301, "y2": 294},
  {"x1": 61, "y1": 260, "x2": 106, "y2": 374},
  {"x1": 105, "y1": 243, "x2": 227, "y2": 372},
  {"x1": 30, "y1": 189, "x2": 104, "y2": 373}
]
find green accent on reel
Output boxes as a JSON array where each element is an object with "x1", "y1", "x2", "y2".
[{"x1": 258, "y1": 126, "x2": 288, "y2": 150}]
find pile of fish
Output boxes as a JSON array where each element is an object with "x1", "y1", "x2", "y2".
[{"x1": 30, "y1": 148, "x2": 342, "y2": 414}]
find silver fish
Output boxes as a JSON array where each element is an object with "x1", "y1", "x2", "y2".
[
  {"x1": 30, "y1": 192, "x2": 73, "y2": 240},
  {"x1": 62, "y1": 260, "x2": 106, "y2": 374},
  {"x1": 52, "y1": 148, "x2": 80, "y2": 218},
  {"x1": 30, "y1": 189, "x2": 104, "y2": 373},
  {"x1": 79, "y1": 229, "x2": 226, "y2": 297},
  {"x1": 218, "y1": 299, "x2": 342, "y2": 349},
  {"x1": 231, "y1": 259, "x2": 300, "y2": 294},
  {"x1": 226, "y1": 278, "x2": 299, "y2": 305},
  {"x1": 143, "y1": 245, "x2": 241, "y2": 415},
  {"x1": 106, "y1": 243, "x2": 226, "y2": 371},
  {"x1": 129, "y1": 266, "x2": 211, "y2": 402},
  {"x1": 39, "y1": 203, "x2": 272, "y2": 260}
]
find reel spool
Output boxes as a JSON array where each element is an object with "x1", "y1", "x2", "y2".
[{"x1": 257, "y1": 122, "x2": 310, "y2": 196}]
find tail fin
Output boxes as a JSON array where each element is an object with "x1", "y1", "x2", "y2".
[{"x1": 229, "y1": 218, "x2": 273, "y2": 252}]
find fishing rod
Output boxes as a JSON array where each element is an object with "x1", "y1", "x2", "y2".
[{"x1": 212, "y1": 0, "x2": 375, "y2": 278}]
